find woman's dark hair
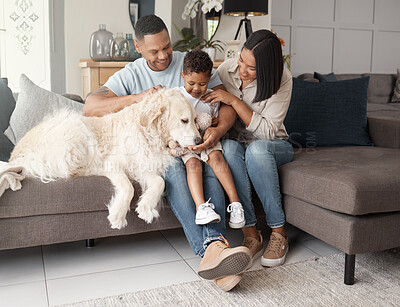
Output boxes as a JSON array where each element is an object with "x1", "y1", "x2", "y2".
[
  {"x1": 243, "y1": 29, "x2": 283, "y2": 102},
  {"x1": 183, "y1": 50, "x2": 213, "y2": 75},
  {"x1": 134, "y1": 15, "x2": 168, "y2": 41}
]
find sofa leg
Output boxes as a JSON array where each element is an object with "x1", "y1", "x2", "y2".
[
  {"x1": 86, "y1": 239, "x2": 95, "y2": 248},
  {"x1": 344, "y1": 253, "x2": 355, "y2": 285}
]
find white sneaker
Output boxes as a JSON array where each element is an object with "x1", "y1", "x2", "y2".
[
  {"x1": 227, "y1": 202, "x2": 245, "y2": 228},
  {"x1": 195, "y1": 200, "x2": 221, "y2": 225}
]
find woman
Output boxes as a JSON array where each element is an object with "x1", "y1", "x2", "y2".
[{"x1": 203, "y1": 29, "x2": 293, "y2": 267}]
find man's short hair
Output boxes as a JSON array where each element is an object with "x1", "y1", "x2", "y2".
[
  {"x1": 134, "y1": 15, "x2": 168, "y2": 40},
  {"x1": 183, "y1": 50, "x2": 213, "y2": 75}
]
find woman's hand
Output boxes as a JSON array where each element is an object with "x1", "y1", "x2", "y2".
[
  {"x1": 188, "y1": 126, "x2": 221, "y2": 152},
  {"x1": 202, "y1": 89, "x2": 241, "y2": 107}
]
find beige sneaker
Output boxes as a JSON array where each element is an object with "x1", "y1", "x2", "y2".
[
  {"x1": 198, "y1": 235, "x2": 252, "y2": 280},
  {"x1": 261, "y1": 232, "x2": 289, "y2": 267},
  {"x1": 215, "y1": 274, "x2": 243, "y2": 292},
  {"x1": 243, "y1": 230, "x2": 264, "y2": 259}
]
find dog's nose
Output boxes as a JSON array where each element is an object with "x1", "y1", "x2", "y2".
[{"x1": 194, "y1": 137, "x2": 202, "y2": 145}]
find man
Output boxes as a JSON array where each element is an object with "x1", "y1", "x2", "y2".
[{"x1": 84, "y1": 15, "x2": 251, "y2": 291}]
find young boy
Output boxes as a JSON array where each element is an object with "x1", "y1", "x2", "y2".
[{"x1": 176, "y1": 50, "x2": 245, "y2": 228}]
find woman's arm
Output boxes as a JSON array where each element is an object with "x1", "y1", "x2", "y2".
[
  {"x1": 204, "y1": 69, "x2": 293, "y2": 140},
  {"x1": 202, "y1": 89, "x2": 253, "y2": 126},
  {"x1": 246, "y1": 73, "x2": 292, "y2": 140}
]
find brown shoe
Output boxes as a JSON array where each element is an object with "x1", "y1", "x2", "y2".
[
  {"x1": 215, "y1": 274, "x2": 243, "y2": 292},
  {"x1": 242, "y1": 230, "x2": 263, "y2": 259},
  {"x1": 261, "y1": 232, "x2": 289, "y2": 267},
  {"x1": 198, "y1": 235, "x2": 252, "y2": 280}
]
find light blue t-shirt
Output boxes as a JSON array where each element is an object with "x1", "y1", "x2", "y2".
[{"x1": 104, "y1": 51, "x2": 222, "y2": 96}]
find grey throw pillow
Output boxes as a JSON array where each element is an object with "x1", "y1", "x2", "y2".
[
  {"x1": 4, "y1": 74, "x2": 84, "y2": 145},
  {"x1": 0, "y1": 78, "x2": 16, "y2": 161},
  {"x1": 391, "y1": 68, "x2": 400, "y2": 103}
]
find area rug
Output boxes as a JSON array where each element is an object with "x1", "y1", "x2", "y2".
[{"x1": 58, "y1": 248, "x2": 400, "y2": 307}]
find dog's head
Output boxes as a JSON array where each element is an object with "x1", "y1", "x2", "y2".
[
  {"x1": 139, "y1": 89, "x2": 201, "y2": 148},
  {"x1": 164, "y1": 89, "x2": 201, "y2": 147}
]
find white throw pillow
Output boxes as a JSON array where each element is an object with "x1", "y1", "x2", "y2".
[{"x1": 4, "y1": 74, "x2": 84, "y2": 145}]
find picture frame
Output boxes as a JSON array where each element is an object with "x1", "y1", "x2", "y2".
[{"x1": 129, "y1": 2, "x2": 139, "y2": 28}]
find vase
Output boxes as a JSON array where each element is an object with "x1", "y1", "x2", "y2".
[
  {"x1": 89, "y1": 24, "x2": 113, "y2": 61},
  {"x1": 125, "y1": 33, "x2": 141, "y2": 61},
  {"x1": 110, "y1": 33, "x2": 130, "y2": 61},
  {"x1": 225, "y1": 40, "x2": 241, "y2": 60},
  {"x1": 203, "y1": 47, "x2": 216, "y2": 62}
]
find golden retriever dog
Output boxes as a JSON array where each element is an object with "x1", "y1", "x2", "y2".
[{"x1": 7, "y1": 88, "x2": 200, "y2": 229}]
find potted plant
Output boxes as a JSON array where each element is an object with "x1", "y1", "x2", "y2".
[
  {"x1": 172, "y1": 25, "x2": 202, "y2": 52},
  {"x1": 200, "y1": 38, "x2": 225, "y2": 62}
]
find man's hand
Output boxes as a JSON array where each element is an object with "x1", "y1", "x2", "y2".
[
  {"x1": 83, "y1": 85, "x2": 164, "y2": 117},
  {"x1": 136, "y1": 85, "x2": 165, "y2": 102}
]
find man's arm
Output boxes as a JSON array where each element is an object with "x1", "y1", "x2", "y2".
[{"x1": 83, "y1": 85, "x2": 163, "y2": 117}]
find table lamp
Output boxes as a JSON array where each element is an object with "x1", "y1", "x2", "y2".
[{"x1": 224, "y1": 0, "x2": 268, "y2": 39}]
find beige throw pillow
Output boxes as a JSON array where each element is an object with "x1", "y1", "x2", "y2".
[{"x1": 392, "y1": 68, "x2": 400, "y2": 103}]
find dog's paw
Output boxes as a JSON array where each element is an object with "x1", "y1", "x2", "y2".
[
  {"x1": 107, "y1": 214, "x2": 128, "y2": 230},
  {"x1": 136, "y1": 205, "x2": 159, "y2": 224}
]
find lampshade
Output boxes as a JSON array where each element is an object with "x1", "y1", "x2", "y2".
[{"x1": 224, "y1": 0, "x2": 268, "y2": 17}]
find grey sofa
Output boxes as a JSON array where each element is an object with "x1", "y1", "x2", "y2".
[
  {"x1": 0, "y1": 73, "x2": 399, "y2": 286},
  {"x1": 280, "y1": 73, "x2": 400, "y2": 284}
]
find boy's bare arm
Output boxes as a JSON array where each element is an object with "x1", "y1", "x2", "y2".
[{"x1": 83, "y1": 85, "x2": 163, "y2": 117}]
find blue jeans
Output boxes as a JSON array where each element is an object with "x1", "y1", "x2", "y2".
[
  {"x1": 222, "y1": 139, "x2": 294, "y2": 228},
  {"x1": 165, "y1": 157, "x2": 226, "y2": 257}
]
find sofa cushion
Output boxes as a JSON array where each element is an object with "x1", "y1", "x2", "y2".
[
  {"x1": 314, "y1": 72, "x2": 337, "y2": 82},
  {"x1": 367, "y1": 103, "x2": 400, "y2": 118},
  {"x1": 297, "y1": 73, "x2": 396, "y2": 105},
  {"x1": 392, "y1": 69, "x2": 400, "y2": 103},
  {"x1": 0, "y1": 176, "x2": 114, "y2": 218},
  {"x1": 285, "y1": 77, "x2": 373, "y2": 147},
  {"x1": 367, "y1": 115, "x2": 400, "y2": 149},
  {"x1": 4, "y1": 74, "x2": 83, "y2": 145},
  {"x1": 279, "y1": 146, "x2": 400, "y2": 216},
  {"x1": 0, "y1": 79, "x2": 16, "y2": 161},
  {"x1": 362, "y1": 73, "x2": 397, "y2": 104}
]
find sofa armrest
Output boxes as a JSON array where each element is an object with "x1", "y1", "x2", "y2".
[{"x1": 367, "y1": 115, "x2": 400, "y2": 149}]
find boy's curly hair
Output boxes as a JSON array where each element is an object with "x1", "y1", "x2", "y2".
[{"x1": 183, "y1": 50, "x2": 213, "y2": 75}]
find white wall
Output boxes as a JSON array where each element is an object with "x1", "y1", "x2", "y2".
[
  {"x1": 272, "y1": 0, "x2": 400, "y2": 76},
  {"x1": 155, "y1": 0, "x2": 190, "y2": 44},
  {"x1": 65, "y1": 0, "x2": 133, "y2": 95},
  {"x1": 63, "y1": 0, "x2": 400, "y2": 95},
  {"x1": 0, "y1": 0, "x2": 51, "y2": 92},
  {"x1": 50, "y1": 0, "x2": 66, "y2": 94}
]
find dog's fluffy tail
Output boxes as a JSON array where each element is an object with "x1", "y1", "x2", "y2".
[{"x1": 0, "y1": 161, "x2": 26, "y2": 197}]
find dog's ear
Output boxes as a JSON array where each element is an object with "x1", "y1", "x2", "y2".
[{"x1": 140, "y1": 102, "x2": 167, "y2": 127}]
